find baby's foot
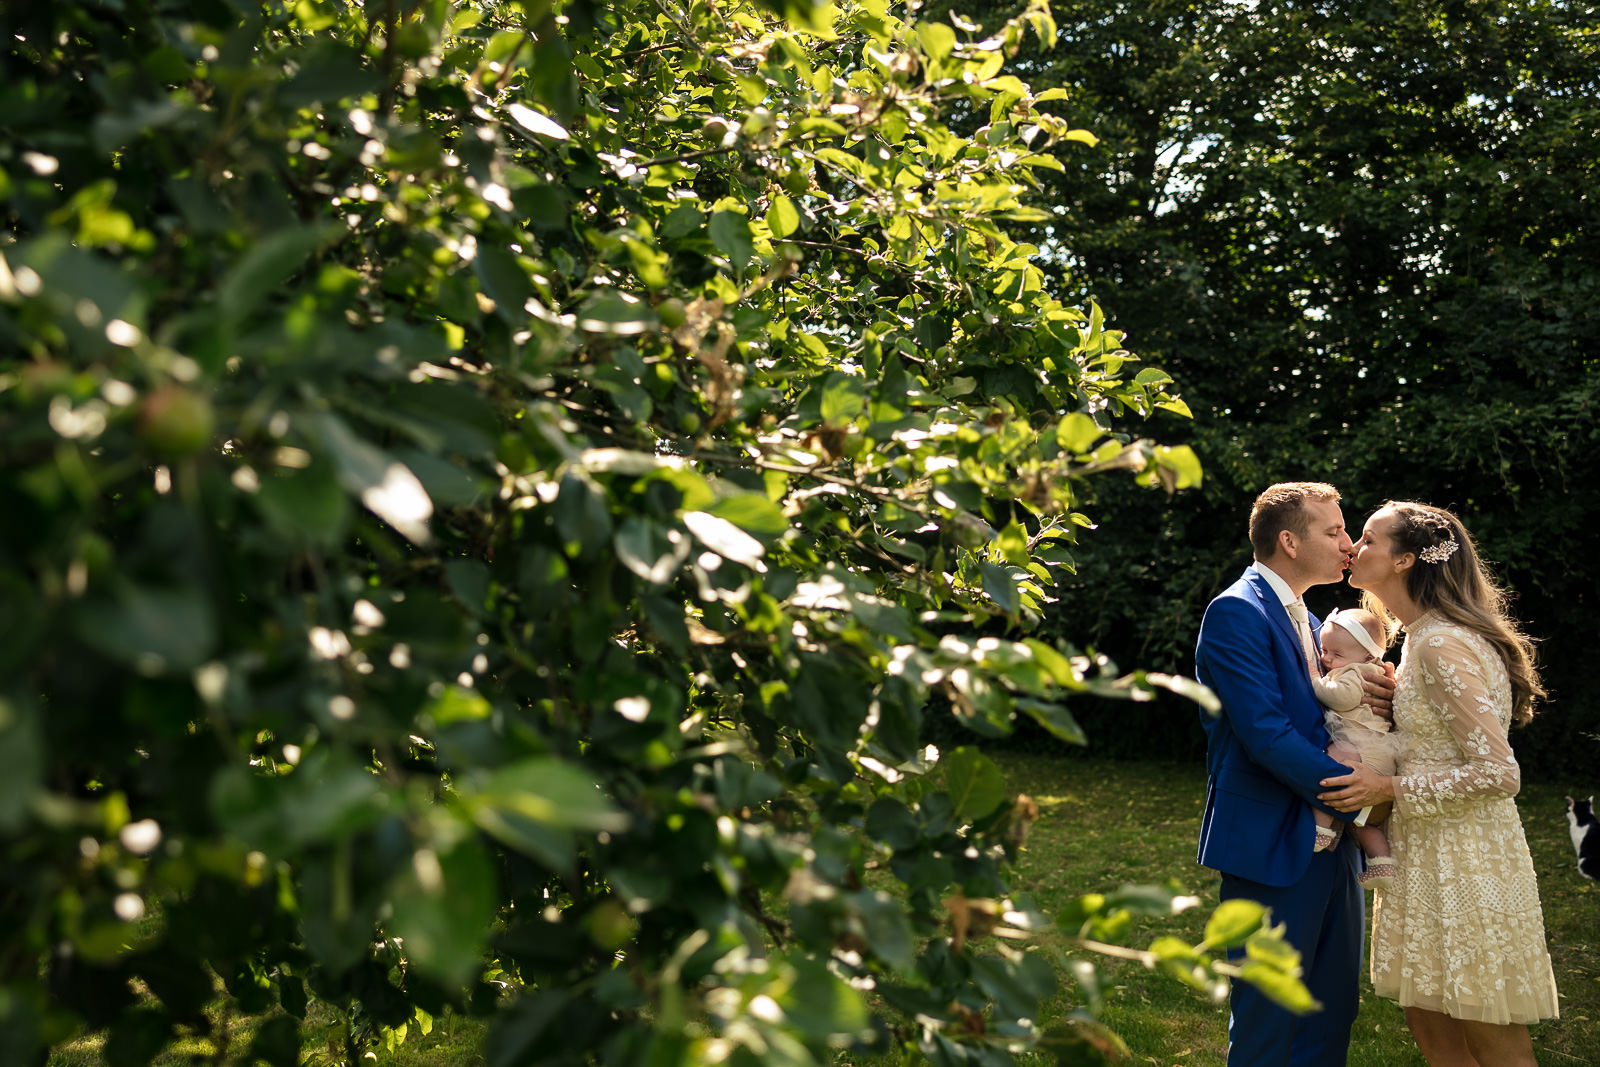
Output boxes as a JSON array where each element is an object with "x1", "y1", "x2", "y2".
[
  {"x1": 1313, "y1": 825, "x2": 1340, "y2": 853},
  {"x1": 1359, "y1": 858, "x2": 1396, "y2": 891}
]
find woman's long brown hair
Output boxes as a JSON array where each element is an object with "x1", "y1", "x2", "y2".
[{"x1": 1360, "y1": 501, "x2": 1545, "y2": 726}]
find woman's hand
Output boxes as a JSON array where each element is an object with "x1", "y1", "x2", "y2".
[{"x1": 1319, "y1": 761, "x2": 1397, "y2": 812}]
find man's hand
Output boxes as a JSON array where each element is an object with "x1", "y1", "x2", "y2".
[{"x1": 1361, "y1": 662, "x2": 1397, "y2": 721}]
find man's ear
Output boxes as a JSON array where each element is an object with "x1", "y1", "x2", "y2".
[{"x1": 1278, "y1": 528, "x2": 1298, "y2": 559}]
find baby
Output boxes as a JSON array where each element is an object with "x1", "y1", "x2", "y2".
[{"x1": 1310, "y1": 607, "x2": 1398, "y2": 891}]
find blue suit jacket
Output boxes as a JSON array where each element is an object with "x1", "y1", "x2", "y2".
[{"x1": 1196, "y1": 565, "x2": 1354, "y2": 887}]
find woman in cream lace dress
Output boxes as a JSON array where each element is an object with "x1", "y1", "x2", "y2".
[{"x1": 1319, "y1": 501, "x2": 1558, "y2": 1067}]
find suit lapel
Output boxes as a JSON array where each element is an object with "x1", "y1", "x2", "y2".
[{"x1": 1244, "y1": 564, "x2": 1303, "y2": 653}]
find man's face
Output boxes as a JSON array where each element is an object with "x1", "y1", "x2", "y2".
[{"x1": 1296, "y1": 498, "x2": 1352, "y2": 586}]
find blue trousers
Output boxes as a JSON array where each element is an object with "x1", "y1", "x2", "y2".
[{"x1": 1220, "y1": 837, "x2": 1364, "y2": 1067}]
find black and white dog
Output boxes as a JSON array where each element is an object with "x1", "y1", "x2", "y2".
[{"x1": 1565, "y1": 796, "x2": 1600, "y2": 881}]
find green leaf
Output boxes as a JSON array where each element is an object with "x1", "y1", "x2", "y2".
[
  {"x1": 468, "y1": 758, "x2": 630, "y2": 833},
  {"x1": 1022, "y1": 639, "x2": 1082, "y2": 687},
  {"x1": 780, "y1": 955, "x2": 870, "y2": 1035},
  {"x1": 915, "y1": 22, "x2": 957, "y2": 62},
  {"x1": 253, "y1": 462, "x2": 350, "y2": 549},
  {"x1": 16, "y1": 233, "x2": 146, "y2": 326},
  {"x1": 506, "y1": 102, "x2": 570, "y2": 140},
  {"x1": 864, "y1": 797, "x2": 920, "y2": 850},
  {"x1": 552, "y1": 474, "x2": 614, "y2": 558},
  {"x1": 1148, "y1": 935, "x2": 1199, "y2": 962},
  {"x1": 279, "y1": 755, "x2": 391, "y2": 847},
  {"x1": 708, "y1": 211, "x2": 753, "y2": 269},
  {"x1": 980, "y1": 560, "x2": 1020, "y2": 615},
  {"x1": 682, "y1": 511, "x2": 765, "y2": 568},
  {"x1": 996, "y1": 520, "x2": 1029, "y2": 566},
  {"x1": 1038, "y1": 1016, "x2": 1130, "y2": 1067},
  {"x1": 424, "y1": 686, "x2": 491, "y2": 726},
  {"x1": 91, "y1": 99, "x2": 189, "y2": 153},
  {"x1": 1153, "y1": 444, "x2": 1204, "y2": 488},
  {"x1": 1204, "y1": 899, "x2": 1266, "y2": 948},
  {"x1": 767, "y1": 194, "x2": 801, "y2": 239},
  {"x1": 1103, "y1": 883, "x2": 1180, "y2": 916},
  {"x1": 660, "y1": 202, "x2": 704, "y2": 238},
  {"x1": 278, "y1": 43, "x2": 384, "y2": 107},
  {"x1": 1056, "y1": 411, "x2": 1103, "y2": 453},
  {"x1": 218, "y1": 225, "x2": 332, "y2": 323},
  {"x1": 477, "y1": 245, "x2": 534, "y2": 318},
  {"x1": 1016, "y1": 699, "x2": 1088, "y2": 745},
  {"x1": 1245, "y1": 926, "x2": 1305, "y2": 972},
  {"x1": 104, "y1": 1008, "x2": 172, "y2": 1067},
  {"x1": 942, "y1": 746, "x2": 1006, "y2": 822},
  {"x1": 704, "y1": 494, "x2": 788, "y2": 540},
  {"x1": 1237, "y1": 959, "x2": 1319, "y2": 1013},
  {"x1": 1140, "y1": 671, "x2": 1220, "y2": 713},
  {"x1": 387, "y1": 837, "x2": 498, "y2": 986},
  {"x1": 77, "y1": 584, "x2": 216, "y2": 674},
  {"x1": 818, "y1": 372, "x2": 866, "y2": 421},
  {"x1": 576, "y1": 291, "x2": 657, "y2": 335},
  {"x1": 486, "y1": 992, "x2": 574, "y2": 1067},
  {"x1": 615, "y1": 517, "x2": 690, "y2": 584},
  {"x1": 301, "y1": 413, "x2": 433, "y2": 544}
]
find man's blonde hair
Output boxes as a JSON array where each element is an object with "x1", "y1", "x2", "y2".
[{"x1": 1249, "y1": 482, "x2": 1341, "y2": 561}]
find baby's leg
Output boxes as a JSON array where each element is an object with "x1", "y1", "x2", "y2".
[
  {"x1": 1360, "y1": 748, "x2": 1396, "y2": 827},
  {"x1": 1312, "y1": 741, "x2": 1364, "y2": 852},
  {"x1": 1355, "y1": 823, "x2": 1391, "y2": 859},
  {"x1": 1327, "y1": 739, "x2": 1364, "y2": 768},
  {"x1": 1354, "y1": 744, "x2": 1399, "y2": 888}
]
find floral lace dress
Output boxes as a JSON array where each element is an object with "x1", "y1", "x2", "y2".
[{"x1": 1369, "y1": 613, "x2": 1559, "y2": 1024}]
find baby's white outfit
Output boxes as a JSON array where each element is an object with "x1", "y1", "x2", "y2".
[{"x1": 1316, "y1": 660, "x2": 1399, "y2": 776}]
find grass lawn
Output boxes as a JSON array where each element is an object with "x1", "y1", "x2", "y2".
[
  {"x1": 48, "y1": 753, "x2": 1597, "y2": 1066},
  {"x1": 996, "y1": 752, "x2": 1600, "y2": 1067}
]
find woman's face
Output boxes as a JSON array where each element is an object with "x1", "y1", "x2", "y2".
[{"x1": 1347, "y1": 507, "x2": 1407, "y2": 594}]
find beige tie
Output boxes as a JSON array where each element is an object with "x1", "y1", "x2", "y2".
[{"x1": 1285, "y1": 601, "x2": 1321, "y2": 679}]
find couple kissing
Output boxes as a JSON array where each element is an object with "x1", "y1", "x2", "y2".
[{"x1": 1195, "y1": 482, "x2": 1557, "y2": 1067}]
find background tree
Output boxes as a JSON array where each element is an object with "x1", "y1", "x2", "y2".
[
  {"x1": 946, "y1": 0, "x2": 1600, "y2": 765},
  {"x1": 0, "y1": 1, "x2": 1299, "y2": 1064}
]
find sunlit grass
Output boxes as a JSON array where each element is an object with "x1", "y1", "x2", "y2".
[{"x1": 994, "y1": 751, "x2": 1599, "y2": 1067}]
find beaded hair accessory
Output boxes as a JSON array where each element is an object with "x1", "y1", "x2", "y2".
[{"x1": 1418, "y1": 538, "x2": 1459, "y2": 564}]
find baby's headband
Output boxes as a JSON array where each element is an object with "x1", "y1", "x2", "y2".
[{"x1": 1325, "y1": 608, "x2": 1384, "y2": 659}]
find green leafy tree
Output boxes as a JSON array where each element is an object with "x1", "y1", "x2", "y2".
[
  {"x1": 1, "y1": 1, "x2": 1306, "y2": 1064},
  {"x1": 941, "y1": 0, "x2": 1600, "y2": 762}
]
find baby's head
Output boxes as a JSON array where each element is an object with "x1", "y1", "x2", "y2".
[{"x1": 1321, "y1": 608, "x2": 1389, "y2": 670}]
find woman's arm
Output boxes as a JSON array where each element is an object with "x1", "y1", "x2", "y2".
[{"x1": 1393, "y1": 631, "x2": 1520, "y2": 815}]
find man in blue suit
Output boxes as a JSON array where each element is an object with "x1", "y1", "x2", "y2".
[{"x1": 1196, "y1": 482, "x2": 1393, "y2": 1066}]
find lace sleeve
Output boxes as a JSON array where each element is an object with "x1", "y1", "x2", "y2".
[{"x1": 1394, "y1": 631, "x2": 1520, "y2": 817}]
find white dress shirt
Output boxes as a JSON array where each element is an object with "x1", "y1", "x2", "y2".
[{"x1": 1257, "y1": 560, "x2": 1321, "y2": 679}]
